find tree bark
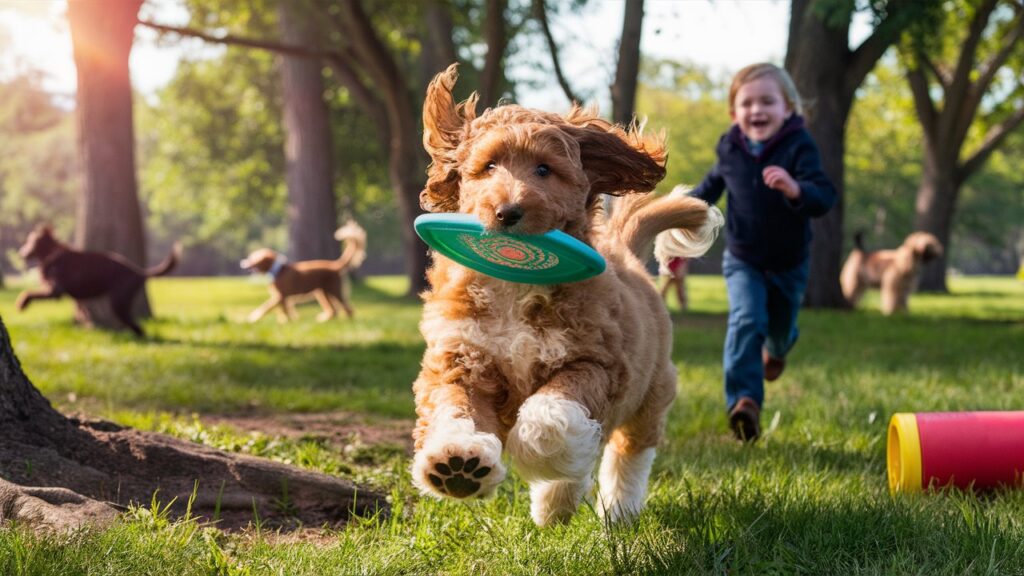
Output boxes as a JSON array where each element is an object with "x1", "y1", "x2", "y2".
[
  {"x1": 67, "y1": 0, "x2": 152, "y2": 325},
  {"x1": 785, "y1": 0, "x2": 914, "y2": 308},
  {"x1": 611, "y1": 0, "x2": 644, "y2": 126},
  {"x1": 785, "y1": 1, "x2": 850, "y2": 308},
  {"x1": 339, "y1": 0, "x2": 430, "y2": 296},
  {"x1": 278, "y1": 1, "x2": 338, "y2": 261},
  {"x1": 0, "y1": 317, "x2": 383, "y2": 533},
  {"x1": 905, "y1": 0, "x2": 1023, "y2": 292},
  {"x1": 913, "y1": 155, "x2": 959, "y2": 290},
  {"x1": 479, "y1": 0, "x2": 508, "y2": 107}
]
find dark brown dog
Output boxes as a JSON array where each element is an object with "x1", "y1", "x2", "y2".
[
  {"x1": 16, "y1": 225, "x2": 179, "y2": 336},
  {"x1": 240, "y1": 220, "x2": 367, "y2": 323}
]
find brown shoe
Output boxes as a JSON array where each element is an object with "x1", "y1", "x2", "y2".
[
  {"x1": 728, "y1": 397, "x2": 761, "y2": 442},
  {"x1": 763, "y1": 349, "x2": 785, "y2": 382}
]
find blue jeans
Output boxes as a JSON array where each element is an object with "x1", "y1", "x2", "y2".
[{"x1": 722, "y1": 250, "x2": 810, "y2": 412}]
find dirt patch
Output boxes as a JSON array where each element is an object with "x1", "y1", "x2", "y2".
[{"x1": 203, "y1": 411, "x2": 415, "y2": 455}]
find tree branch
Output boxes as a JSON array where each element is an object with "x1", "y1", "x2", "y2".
[
  {"x1": 958, "y1": 103, "x2": 1024, "y2": 182},
  {"x1": 846, "y1": 0, "x2": 913, "y2": 93},
  {"x1": 138, "y1": 19, "x2": 331, "y2": 60},
  {"x1": 941, "y1": 0, "x2": 999, "y2": 140},
  {"x1": 906, "y1": 62, "x2": 939, "y2": 143},
  {"x1": 922, "y1": 53, "x2": 951, "y2": 91},
  {"x1": 953, "y1": 3, "x2": 1023, "y2": 151},
  {"x1": 532, "y1": 0, "x2": 580, "y2": 104},
  {"x1": 479, "y1": 0, "x2": 508, "y2": 107}
]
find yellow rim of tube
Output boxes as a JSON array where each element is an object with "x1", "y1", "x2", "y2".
[{"x1": 887, "y1": 413, "x2": 922, "y2": 494}]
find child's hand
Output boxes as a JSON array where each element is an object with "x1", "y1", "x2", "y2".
[{"x1": 762, "y1": 166, "x2": 800, "y2": 201}]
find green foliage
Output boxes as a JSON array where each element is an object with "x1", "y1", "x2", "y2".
[
  {"x1": 637, "y1": 59, "x2": 729, "y2": 191},
  {"x1": 0, "y1": 72, "x2": 79, "y2": 273},
  {"x1": 845, "y1": 56, "x2": 922, "y2": 249},
  {"x1": 137, "y1": 47, "x2": 288, "y2": 270},
  {"x1": 0, "y1": 274, "x2": 1022, "y2": 573}
]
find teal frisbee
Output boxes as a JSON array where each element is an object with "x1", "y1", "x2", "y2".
[{"x1": 414, "y1": 213, "x2": 606, "y2": 285}]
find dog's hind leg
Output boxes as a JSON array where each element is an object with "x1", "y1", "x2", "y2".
[
  {"x1": 110, "y1": 286, "x2": 145, "y2": 337},
  {"x1": 313, "y1": 290, "x2": 337, "y2": 322},
  {"x1": 597, "y1": 367, "x2": 675, "y2": 524},
  {"x1": 329, "y1": 277, "x2": 354, "y2": 319}
]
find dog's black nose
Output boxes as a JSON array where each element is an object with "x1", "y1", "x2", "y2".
[{"x1": 495, "y1": 203, "x2": 523, "y2": 227}]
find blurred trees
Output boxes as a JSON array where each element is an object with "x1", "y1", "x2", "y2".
[
  {"x1": 611, "y1": 0, "x2": 644, "y2": 126},
  {"x1": 902, "y1": 0, "x2": 1024, "y2": 291},
  {"x1": 4, "y1": 0, "x2": 1021, "y2": 288},
  {"x1": 0, "y1": 73, "x2": 79, "y2": 284},
  {"x1": 67, "y1": 0, "x2": 153, "y2": 324},
  {"x1": 785, "y1": 0, "x2": 926, "y2": 308},
  {"x1": 278, "y1": 0, "x2": 338, "y2": 262}
]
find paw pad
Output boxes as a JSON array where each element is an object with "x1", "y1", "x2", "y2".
[{"x1": 427, "y1": 456, "x2": 492, "y2": 498}]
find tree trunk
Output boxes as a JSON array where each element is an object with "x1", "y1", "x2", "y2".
[
  {"x1": 785, "y1": 4, "x2": 851, "y2": 308},
  {"x1": 68, "y1": 0, "x2": 152, "y2": 326},
  {"x1": 611, "y1": 0, "x2": 644, "y2": 126},
  {"x1": 0, "y1": 317, "x2": 383, "y2": 533},
  {"x1": 913, "y1": 154, "x2": 958, "y2": 292},
  {"x1": 279, "y1": 2, "x2": 338, "y2": 261},
  {"x1": 479, "y1": 0, "x2": 508, "y2": 107}
]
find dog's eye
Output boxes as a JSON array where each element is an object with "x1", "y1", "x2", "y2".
[
  {"x1": 485, "y1": 161, "x2": 497, "y2": 172},
  {"x1": 535, "y1": 164, "x2": 551, "y2": 177}
]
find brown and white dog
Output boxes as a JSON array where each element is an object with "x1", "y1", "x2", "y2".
[
  {"x1": 840, "y1": 230, "x2": 943, "y2": 315},
  {"x1": 16, "y1": 225, "x2": 179, "y2": 336},
  {"x1": 240, "y1": 220, "x2": 367, "y2": 323},
  {"x1": 410, "y1": 65, "x2": 722, "y2": 526}
]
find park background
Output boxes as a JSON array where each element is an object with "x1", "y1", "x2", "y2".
[{"x1": 0, "y1": 0, "x2": 1022, "y2": 574}]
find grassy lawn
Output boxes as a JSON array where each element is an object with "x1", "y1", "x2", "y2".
[{"x1": 0, "y1": 273, "x2": 1022, "y2": 575}]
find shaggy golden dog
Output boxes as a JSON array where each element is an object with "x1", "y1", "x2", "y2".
[
  {"x1": 240, "y1": 220, "x2": 367, "y2": 323},
  {"x1": 840, "y1": 230, "x2": 943, "y2": 315},
  {"x1": 410, "y1": 65, "x2": 722, "y2": 526}
]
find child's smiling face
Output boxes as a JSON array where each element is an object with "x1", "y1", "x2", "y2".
[{"x1": 731, "y1": 76, "x2": 792, "y2": 143}]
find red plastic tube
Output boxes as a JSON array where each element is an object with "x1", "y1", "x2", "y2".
[{"x1": 887, "y1": 412, "x2": 1024, "y2": 493}]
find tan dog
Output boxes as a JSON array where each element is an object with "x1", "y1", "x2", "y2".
[
  {"x1": 240, "y1": 220, "x2": 367, "y2": 323},
  {"x1": 840, "y1": 230, "x2": 943, "y2": 315},
  {"x1": 410, "y1": 65, "x2": 722, "y2": 527}
]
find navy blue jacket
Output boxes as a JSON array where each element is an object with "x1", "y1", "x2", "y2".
[{"x1": 690, "y1": 116, "x2": 835, "y2": 272}]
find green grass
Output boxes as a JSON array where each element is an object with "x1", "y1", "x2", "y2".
[{"x1": 0, "y1": 274, "x2": 1022, "y2": 575}]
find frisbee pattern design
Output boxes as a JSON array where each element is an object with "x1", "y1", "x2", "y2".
[{"x1": 458, "y1": 233, "x2": 560, "y2": 271}]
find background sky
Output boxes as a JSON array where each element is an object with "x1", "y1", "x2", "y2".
[{"x1": 0, "y1": 0, "x2": 811, "y2": 110}]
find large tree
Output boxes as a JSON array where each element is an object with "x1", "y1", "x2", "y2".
[
  {"x1": 611, "y1": 0, "x2": 645, "y2": 126},
  {"x1": 0, "y1": 318, "x2": 380, "y2": 532},
  {"x1": 143, "y1": 0, "x2": 514, "y2": 295},
  {"x1": 67, "y1": 0, "x2": 154, "y2": 325},
  {"x1": 785, "y1": 0, "x2": 923, "y2": 307},
  {"x1": 278, "y1": 0, "x2": 338, "y2": 261},
  {"x1": 903, "y1": 0, "x2": 1024, "y2": 291}
]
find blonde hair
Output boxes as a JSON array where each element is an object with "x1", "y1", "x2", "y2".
[{"x1": 728, "y1": 63, "x2": 803, "y2": 116}]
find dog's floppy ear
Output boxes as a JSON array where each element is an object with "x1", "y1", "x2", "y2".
[
  {"x1": 420, "y1": 63, "x2": 479, "y2": 213},
  {"x1": 562, "y1": 107, "x2": 667, "y2": 197}
]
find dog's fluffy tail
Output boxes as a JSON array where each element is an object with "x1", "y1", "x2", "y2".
[
  {"x1": 610, "y1": 185, "x2": 723, "y2": 260},
  {"x1": 146, "y1": 242, "x2": 181, "y2": 277},
  {"x1": 331, "y1": 220, "x2": 368, "y2": 272}
]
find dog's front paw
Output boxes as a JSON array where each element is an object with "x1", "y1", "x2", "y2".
[
  {"x1": 15, "y1": 294, "x2": 29, "y2": 311},
  {"x1": 413, "y1": 428, "x2": 505, "y2": 499}
]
